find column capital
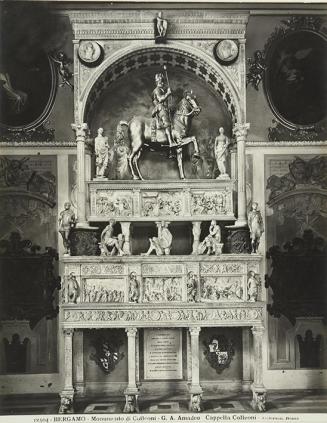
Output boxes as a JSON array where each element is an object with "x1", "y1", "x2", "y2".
[
  {"x1": 239, "y1": 38, "x2": 246, "y2": 45},
  {"x1": 126, "y1": 327, "x2": 138, "y2": 337},
  {"x1": 63, "y1": 328, "x2": 75, "y2": 337},
  {"x1": 233, "y1": 123, "x2": 250, "y2": 140},
  {"x1": 251, "y1": 325, "x2": 265, "y2": 337},
  {"x1": 71, "y1": 123, "x2": 88, "y2": 141},
  {"x1": 189, "y1": 327, "x2": 201, "y2": 336}
]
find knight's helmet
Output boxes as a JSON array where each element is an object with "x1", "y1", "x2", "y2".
[{"x1": 155, "y1": 73, "x2": 164, "y2": 84}]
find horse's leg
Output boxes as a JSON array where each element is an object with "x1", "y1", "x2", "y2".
[
  {"x1": 176, "y1": 148, "x2": 185, "y2": 180},
  {"x1": 128, "y1": 147, "x2": 140, "y2": 180},
  {"x1": 133, "y1": 150, "x2": 143, "y2": 180},
  {"x1": 192, "y1": 136, "x2": 200, "y2": 157}
]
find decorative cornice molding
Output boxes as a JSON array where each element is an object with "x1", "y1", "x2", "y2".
[
  {"x1": 246, "y1": 140, "x2": 327, "y2": 147},
  {"x1": 68, "y1": 11, "x2": 249, "y2": 40},
  {"x1": 0, "y1": 141, "x2": 76, "y2": 148}
]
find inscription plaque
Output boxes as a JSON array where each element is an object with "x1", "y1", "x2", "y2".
[{"x1": 144, "y1": 328, "x2": 183, "y2": 380}]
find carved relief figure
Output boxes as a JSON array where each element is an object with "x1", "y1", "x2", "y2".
[
  {"x1": 214, "y1": 127, "x2": 230, "y2": 179},
  {"x1": 142, "y1": 277, "x2": 182, "y2": 302},
  {"x1": 129, "y1": 272, "x2": 140, "y2": 303},
  {"x1": 95, "y1": 127, "x2": 109, "y2": 178},
  {"x1": 58, "y1": 202, "x2": 76, "y2": 255},
  {"x1": 190, "y1": 394, "x2": 202, "y2": 412},
  {"x1": 198, "y1": 220, "x2": 222, "y2": 255},
  {"x1": 248, "y1": 202, "x2": 264, "y2": 253},
  {"x1": 59, "y1": 396, "x2": 73, "y2": 414},
  {"x1": 124, "y1": 395, "x2": 138, "y2": 413},
  {"x1": 155, "y1": 12, "x2": 168, "y2": 41},
  {"x1": 187, "y1": 271, "x2": 198, "y2": 302},
  {"x1": 142, "y1": 221, "x2": 172, "y2": 256},
  {"x1": 65, "y1": 272, "x2": 80, "y2": 303},
  {"x1": 247, "y1": 271, "x2": 260, "y2": 302},
  {"x1": 99, "y1": 220, "x2": 125, "y2": 256}
]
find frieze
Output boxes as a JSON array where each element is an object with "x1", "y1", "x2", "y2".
[
  {"x1": 142, "y1": 263, "x2": 184, "y2": 275},
  {"x1": 95, "y1": 191, "x2": 133, "y2": 217},
  {"x1": 81, "y1": 264, "x2": 124, "y2": 275},
  {"x1": 143, "y1": 277, "x2": 183, "y2": 302},
  {"x1": 200, "y1": 276, "x2": 245, "y2": 301},
  {"x1": 200, "y1": 262, "x2": 244, "y2": 274},
  {"x1": 191, "y1": 192, "x2": 230, "y2": 215},
  {"x1": 63, "y1": 307, "x2": 263, "y2": 324},
  {"x1": 141, "y1": 192, "x2": 183, "y2": 217}
]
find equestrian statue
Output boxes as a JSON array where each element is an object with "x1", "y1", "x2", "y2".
[{"x1": 118, "y1": 67, "x2": 201, "y2": 180}]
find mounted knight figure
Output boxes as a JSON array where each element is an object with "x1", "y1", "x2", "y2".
[{"x1": 117, "y1": 67, "x2": 201, "y2": 180}]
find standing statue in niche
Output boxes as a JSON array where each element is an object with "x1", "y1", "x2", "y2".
[
  {"x1": 142, "y1": 221, "x2": 172, "y2": 256},
  {"x1": 99, "y1": 220, "x2": 125, "y2": 256},
  {"x1": 95, "y1": 127, "x2": 109, "y2": 178},
  {"x1": 129, "y1": 272, "x2": 140, "y2": 303},
  {"x1": 214, "y1": 127, "x2": 230, "y2": 179},
  {"x1": 58, "y1": 202, "x2": 76, "y2": 255},
  {"x1": 64, "y1": 272, "x2": 80, "y2": 303},
  {"x1": 248, "y1": 202, "x2": 264, "y2": 253},
  {"x1": 247, "y1": 270, "x2": 260, "y2": 302},
  {"x1": 198, "y1": 220, "x2": 223, "y2": 255}
]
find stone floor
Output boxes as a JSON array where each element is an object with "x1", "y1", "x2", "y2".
[{"x1": 0, "y1": 390, "x2": 327, "y2": 415}]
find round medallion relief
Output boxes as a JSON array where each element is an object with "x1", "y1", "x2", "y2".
[
  {"x1": 78, "y1": 41, "x2": 103, "y2": 65},
  {"x1": 215, "y1": 40, "x2": 239, "y2": 64}
]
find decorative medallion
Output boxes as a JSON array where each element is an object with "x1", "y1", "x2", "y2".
[
  {"x1": 78, "y1": 41, "x2": 103, "y2": 66},
  {"x1": 214, "y1": 40, "x2": 239, "y2": 65},
  {"x1": 203, "y1": 335, "x2": 235, "y2": 373},
  {"x1": 90, "y1": 334, "x2": 124, "y2": 374}
]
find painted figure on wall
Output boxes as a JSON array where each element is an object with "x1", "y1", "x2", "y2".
[
  {"x1": 151, "y1": 72, "x2": 174, "y2": 146},
  {"x1": 95, "y1": 127, "x2": 109, "y2": 178},
  {"x1": 58, "y1": 202, "x2": 76, "y2": 255},
  {"x1": 214, "y1": 127, "x2": 230, "y2": 179},
  {"x1": 248, "y1": 202, "x2": 264, "y2": 253}
]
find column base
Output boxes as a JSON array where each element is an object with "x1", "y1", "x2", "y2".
[
  {"x1": 59, "y1": 390, "x2": 75, "y2": 414},
  {"x1": 189, "y1": 385, "x2": 203, "y2": 412},
  {"x1": 123, "y1": 387, "x2": 140, "y2": 413},
  {"x1": 251, "y1": 386, "x2": 267, "y2": 412}
]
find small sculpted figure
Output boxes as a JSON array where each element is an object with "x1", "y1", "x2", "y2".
[
  {"x1": 198, "y1": 220, "x2": 222, "y2": 255},
  {"x1": 152, "y1": 73, "x2": 174, "y2": 146},
  {"x1": 65, "y1": 272, "x2": 80, "y2": 303},
  {"x1": 58, "y1": 202, "x2": 76, "y2": 255},
  {"x1": 214, "y1": 127, "x2": 230, "y2": 179},
  {"x1": 247, "y1": 270, "x2": 260, "y2": 302},
  {"x1": 95, "y1": 127, "x2": 109, "y2": 178},
  {"x1": 248, "y1": 202, "x2": 264, "y2": 253},
  {"x1": 129, "y1": 272, "x2": 140, "y2": 303},
  {"x1": 143, "y1": 221, "x2": 172, "y2": 256},
  {"x1": 100, "y1": 220, "x2": 125, "y2": 256}
]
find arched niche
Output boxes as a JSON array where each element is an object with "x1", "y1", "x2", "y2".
[{"x1": 80, "y1": 44, "x2": 242, "y2": 180}]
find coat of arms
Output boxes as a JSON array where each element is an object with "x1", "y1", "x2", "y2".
[
  {"x1": 203, "y1": 335, "x2": 235, "y2": 373},
  {"x1": 90, "y1": 335, "x2": 124, "y2": 374}
]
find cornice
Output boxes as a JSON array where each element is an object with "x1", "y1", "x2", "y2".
[
  {"x1": 68, "y1": 11, "x2": 249, "y2": 40},
  {"x1": 246, "y1": 140, "x2": 327, "y2": 147}
]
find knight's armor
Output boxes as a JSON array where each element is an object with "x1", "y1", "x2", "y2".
[{"x1": 151, "y1": 73, "x2": 174, "y2": 145}]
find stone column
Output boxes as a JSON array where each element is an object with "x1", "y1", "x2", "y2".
[
  {"x1": 59, "y1": 328, "x2": 75, "y2": 414},
  {"x1": 74, "y1": 330, "x2": 85, "y2": 396},
  {"x1": 121, "y1": 222, "x2": 131, "y2": 255},
  {"x1": 189, "y1": 327, "x2": 203, "y2": 412},
  {"x1": 124, "y1": 328, "x2": 139, "y2": 413},
  {"x1": 192, "y1": 221, "x2": 201, "y2": 254},
  {"x1": 242, "y1": 327, "x2": 251, "y2": 392},
  {"x1": 233, "y1": 123, "x2": 250, "y2": 227},
  {"x1": 72, "y1": 123, "x2": 89, "y2": 228},
  {"x1": 251, "y1": 326, "x2": 266, "y2": 412}
]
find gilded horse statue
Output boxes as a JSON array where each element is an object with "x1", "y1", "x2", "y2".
[{"x1": 118, "y1": 90, "x2": 201, "y2": 180}]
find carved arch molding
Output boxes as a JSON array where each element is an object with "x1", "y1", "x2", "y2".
[{"x1": 82, "y1": 47, "x2": 241, "y2": 125}]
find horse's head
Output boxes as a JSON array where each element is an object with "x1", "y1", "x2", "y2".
[{"x1": 183, "y1": 90, "x2": 201, "y2": 116}]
